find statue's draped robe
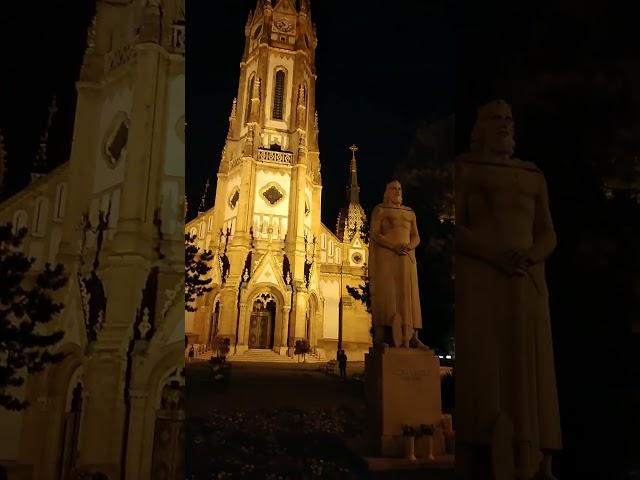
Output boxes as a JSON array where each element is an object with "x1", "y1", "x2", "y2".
[
  {"x1": 455, "y1": 157, "x2": 562, "y2": 478},
  {"x1": 369, "y1": 204, "x2": 422, "y2": 331}
]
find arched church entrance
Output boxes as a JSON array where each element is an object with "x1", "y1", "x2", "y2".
[
  {"x1": 150, "y1": 371, "x2": 185, "y2": 479},
  {"x1": 248, "y1": 292, "x2": 277, "y2": 349}
]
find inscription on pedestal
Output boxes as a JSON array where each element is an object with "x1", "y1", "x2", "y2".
[{"x1": 366, "y1": 348, "x2": 443, "y2": 457}]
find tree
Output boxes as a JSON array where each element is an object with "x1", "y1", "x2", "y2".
[
  {"x1": 185, "y1": 233, "x2": 214, "y2": 312},
  {"x1": 0, "y1": 223, "x2": 68, "y2": 410},
  {"x1": 346, "y1": 272, "x2": 371, "y2": 314}
]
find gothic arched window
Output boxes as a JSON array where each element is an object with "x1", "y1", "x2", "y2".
[
  {"x1": 33, "y1": 197, "x2": 49, "y2": 236},
  {"x1": 54, "y1": 183, "x2": 68, "y2": 220},
  {"x1": 272, "y1": 70, "x2": 285, "y2": 120},
  {"x1": 245, "y1": 74, "x2": 255, "y2": 124},
  {"x1": 12, "y1": 210, "x2": 28, "y2": 235}
]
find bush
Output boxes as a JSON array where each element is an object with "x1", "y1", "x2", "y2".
[
  {"x1": 294, "y1": 339, "x2": 310, "y2": 362},
  {"x1": 212, "y1": 336, "x2": 231, "y2": 359},
  {"x1": 187, "y1": 408, "x2": 368, "y2": 479}
]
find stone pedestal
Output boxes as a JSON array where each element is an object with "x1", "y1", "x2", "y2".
[{"x1": 365, "y1": 346, "x2": 443, "y2": 457}]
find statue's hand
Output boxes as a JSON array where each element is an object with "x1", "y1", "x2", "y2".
[
  {"x1": 395, "y1": 244, "x2": 409, "y2": 255},
  {"x1": 495, "y1": 250, "x2": 527, "y2": 276}
]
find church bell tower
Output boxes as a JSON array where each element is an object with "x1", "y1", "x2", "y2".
[{"x1": 204, "y1": 0, "x2": 323, "y2": 351}]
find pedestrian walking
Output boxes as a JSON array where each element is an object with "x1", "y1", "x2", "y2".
[
  {"x1": 188, "y1": 345, "x2": 195, "y2": 363},
  {"x1": 338, "y1": 349, "x2": 347, "y2": 378}
]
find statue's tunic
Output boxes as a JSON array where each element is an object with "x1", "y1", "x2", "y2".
[
  {"x1": 369, "y1": 204, "x2": 422, "y2": 330},
  {"x1": 455, "y1": 156, "x2": 562, "y2": 476}
]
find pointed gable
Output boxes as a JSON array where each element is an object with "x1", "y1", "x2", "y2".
[
  {"x1": 250, "y1": 251, "x2": 287, "y2": 289},
  {"x1": 273, "y1": 0, "x2": 297, "y2": 14}
]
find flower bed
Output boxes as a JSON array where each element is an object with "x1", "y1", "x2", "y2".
[{"x1": 187, "y1": 407, "x2": 368, "y2": 479}]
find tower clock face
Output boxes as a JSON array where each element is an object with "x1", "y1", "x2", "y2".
[{"x1": 274, "y1": 19, "x2": 293, "y2": 33}]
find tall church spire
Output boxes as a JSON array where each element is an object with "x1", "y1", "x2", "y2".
[
  {"x1": 347, "y1": 144, "x2": 360, "y2": 203},
  {"x1": 336, "y1": 145, "x2": 366, "y2": 242}
]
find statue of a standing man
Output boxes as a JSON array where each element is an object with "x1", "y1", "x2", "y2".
[
  {"x1": 455, "y1": 100, "x2": 561, "y2": 480},
  {"x1": 369, "y1": 180, "x2": 427, "y2": 349}
]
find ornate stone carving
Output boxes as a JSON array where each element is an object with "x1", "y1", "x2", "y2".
[
  {"x1": 86, "y1": 15, "x2": 96, "y2": 52},
  {"x1": 261, "y1": 183, "x2": 285, "y2": 206},
  {"x1": 138, "y1": 307, "x2": 152, "y2": 339},
  {"x1": 256, "y1": 148, "x2": 293, "y2": 165},
  {"x1": 171, "y1": 24, "x2": 185, "y2": 53},
  {"x1": 105, "y1": 44, "x2": 135, "y2": 73}
]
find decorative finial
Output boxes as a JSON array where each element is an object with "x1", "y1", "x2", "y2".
[
  {"x1": 33, "y1": 96, "x2": 58, "y2": 178},
  {"x1": 138, "y1": 308, "x2": 152, "y2": 339},
  {"x1": 314, "y1": 111, "x2": 319, "y2": 130},
  {"x1": 199, "y1": 179, "x2": 210, "y2": 213},
  {"x1": 230, "y1": 98, "x2": 237, "y2": 121},
  {"x1": 349, "y1": 144, "x2": 359, "y2": 160},
  {"x1": 86, "y1": 15, "x2": 96, "y2": 51},
  {"x1": 298, "y1": 131, "x2": 306, "y2": 154},
  {"x1": 244, "y1": 124, "x2": 255, "y2": 156},
  {"x1": 298, "y1": 85, "x2": 306, "y2": 106}
]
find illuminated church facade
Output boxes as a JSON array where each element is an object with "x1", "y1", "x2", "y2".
[
  {"x1": 186, "y1": 0, "x2": 372, "y2": 361},
  {"x1": 0, "y1": 1, "x2": 185, "y2": 478}
]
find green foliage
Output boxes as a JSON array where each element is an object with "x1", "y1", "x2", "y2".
[
  {"x1": 345, "y1": 280, "x2": 371, "y2": 314},
  {"x1": 185, "y1": 233, "x2": 214, "y2": 312},
  {"x1": 0, "y1": 223, "x2": 68, "y2": 411},
  {"x1": 187, "y1": 408, "x2": 368, "y2": 479}
]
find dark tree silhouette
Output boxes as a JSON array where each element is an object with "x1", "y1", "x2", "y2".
[
  {"x1": 0, "y1": 223, "x2": 68, "y2": 410},
  {"x1": 185, "y1": 233, "x2": 214, "y2": 312}
]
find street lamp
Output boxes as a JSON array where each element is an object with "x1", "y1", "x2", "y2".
[{"x1": 337, "y1": 256, "x2": 343, "y2": 359}]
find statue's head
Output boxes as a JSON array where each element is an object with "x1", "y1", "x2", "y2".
[
  {"x1": 470, "y1": 99, "x2": 515, "y2": 157},
  {"x1": 383, "y1": 180, "x2": 402, "y2": 206}
]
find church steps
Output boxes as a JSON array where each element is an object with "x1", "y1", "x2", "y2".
[{"x1": 197, "y1": 349, "x2": 323, "y2": 364}]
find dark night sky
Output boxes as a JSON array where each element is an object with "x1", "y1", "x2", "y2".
[
  {"x1": 186, "y1": 0, "x2": 454, "y2": 224},
  {"x1": 0, "y1": 1, "x2": 95, "y2": 199}
]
